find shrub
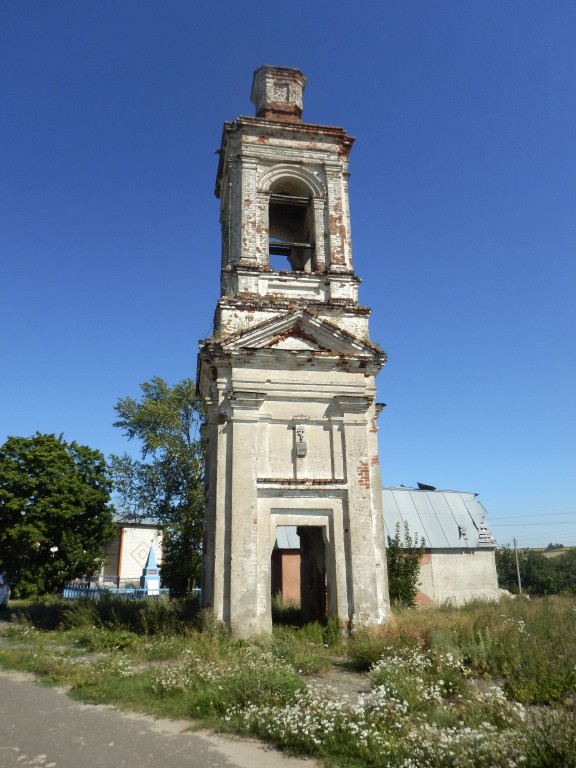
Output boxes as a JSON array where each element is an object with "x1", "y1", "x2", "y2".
[
  {"x1": 348, "y1": 621, "x2": 432, "y2": 672},
  {"x1": 496, "y1": 546, "x2": 559, "y2": 595},
  {"x1": 523, "y1": 708, "x2": 576, "y2": 768},
  {"x1": 368, "y1": 644, "x2": 468, "y2": 713},
  {"x1": 151, "y1": 647, "x2": 305, "y2": 720},
  {"x1": 72, "y1": 627, "x2": 139, "y2": 652},
  {"x1": 386, "y1": 521, "x2": 426, "y2": 606},
  {"x1": 271, "y1": 593, "x2": 302, "y2": 626},
  {"x1": 10, "y1": 594, "x2": 202, "y2": 635},
  {"x1": 347, "y1": 626, "x2": 393, "y2": 671},
  {"x1": 272, "y1": 622, "x2": 335, "y2": 675}
]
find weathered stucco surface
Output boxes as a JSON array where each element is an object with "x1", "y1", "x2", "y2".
[
  {"x1": 417, "y1": 550, "x2": 500, "y2": 606},
  {"x1": 198, "y1": 66, "x2": 390, "y2": 635}
]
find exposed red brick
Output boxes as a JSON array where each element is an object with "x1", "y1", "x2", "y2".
[
  {"x1": 415, "y1": 591, "x2": 434, "y2": 607},
  {"x1": 357, "y1": 460, "x2": 371, "y2": 488}
]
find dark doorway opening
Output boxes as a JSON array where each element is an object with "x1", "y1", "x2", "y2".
[
  {"x1": 298, "y1": 526, "x2": 327, "y2": 623},
  {"x1": 271, "y1": 525, "x2": 328, "y2": 626}
]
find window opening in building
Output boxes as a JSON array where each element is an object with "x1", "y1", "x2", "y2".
[{"x1": 268, "y1": 189, "x2": 315, "y2": 272}]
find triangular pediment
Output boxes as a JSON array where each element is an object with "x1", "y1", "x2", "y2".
[
  {"x1": 220, "y1": 310, "x2": 383, "y2": 358},
  {"x1": 270, "y1": 333, "x2": 322, "y2": 351}
]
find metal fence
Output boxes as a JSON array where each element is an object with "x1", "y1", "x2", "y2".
[{"x1": 62, "y1": 579, "x2": 169, "y2": 600}]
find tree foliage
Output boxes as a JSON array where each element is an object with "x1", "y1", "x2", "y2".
[
  {"x1": 110, "y1": 377, "x2": 204, "y2": 596},
  {"x1": 551, "y1": 549, "x2": 576, "y2": 595},
  {"x1": 386, "y1": 521, "x2": 426, "y2": 606},
  {"x1": 0, "y1": 433, "x2": 115, "y2": 597},
  {"x1": 496, "y1": 546, "x2": 576, "y2": 596}
]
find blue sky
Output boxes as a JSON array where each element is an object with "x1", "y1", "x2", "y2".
[{"x1": 2, "y1": 1, "x2": 575, "y2": 548}]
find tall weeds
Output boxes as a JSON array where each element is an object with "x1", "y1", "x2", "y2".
[{"x1": 3, "y1": 595, "x2": 576, "y2": 767}]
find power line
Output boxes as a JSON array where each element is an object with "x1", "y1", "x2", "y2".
[
  {"x1": 496, "y1": 511, "x2": 574, "y2": 521},
  {"x1": 494, "y1": 521, "x2": 575, "y2": 527}
]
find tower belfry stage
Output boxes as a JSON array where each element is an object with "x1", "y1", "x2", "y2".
[{"x1": 198, "y1": 66, "x2": 391, "y2": 635}]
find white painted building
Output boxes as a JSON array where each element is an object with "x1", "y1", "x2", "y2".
[
  {"x1": 99, "y1": 523, "x2": 163, "y2": 584},
  {"x1": 382, "y1": 487, "x2": 499, "y2": 605}
]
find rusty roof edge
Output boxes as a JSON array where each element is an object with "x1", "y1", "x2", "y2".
[
  {"x1": 383, "y1": 486, "x2": 480, "y2": 497},
  {"x1": 232, "y1": 115, "x2": 352, "y2": 137}
]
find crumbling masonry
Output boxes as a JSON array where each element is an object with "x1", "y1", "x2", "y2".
[{"x1": 198, "y1": 66, "x2": 391, "y2": 635}]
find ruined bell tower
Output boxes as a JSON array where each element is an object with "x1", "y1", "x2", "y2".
[{"x1": 198, "y1": 66, "x2": 390, "y2": 635}]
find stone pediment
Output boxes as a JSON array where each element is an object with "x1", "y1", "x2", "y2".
[{"x1": 220, "y1": 310, "x2": 383, "y2": 358}]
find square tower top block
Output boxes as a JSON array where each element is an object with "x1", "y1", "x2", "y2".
[{"x1": 251, "y1": 65, "x2": 307, "y2": 123}]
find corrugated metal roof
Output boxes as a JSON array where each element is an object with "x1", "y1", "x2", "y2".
[
  {"x1": 273, "y1": 492, "x2": 496, "y2": 552},
  {"x1": 382, "y1": 487, "x2": 495, "y2": 549},
  {"x1": 112, "y1": 515, "x2": 161, "y2": 527},
  {"x1": 275, "y1": 525, "x2": 301, "y2": 550}
]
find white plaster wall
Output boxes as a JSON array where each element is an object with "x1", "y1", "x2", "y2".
[
  {"x1": 217, "y1": 297, "x2": 370, "y2": 340},
  {"x1": 416, "y1": 557, "x2": 435, "y2": 605},
  {"x1": 426, "y1": 550, "x2": 499, "y2": 605},
  {"x1": 118, "y1": 528, "x2": 163, "y2": 581},
  {"x1": 200, "y1": 349, "x2": 389, "y2": 632}
]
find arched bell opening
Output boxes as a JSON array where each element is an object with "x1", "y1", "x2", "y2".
[{"x1": 268, "y1": 178, "x2": 316, "y2": 273}]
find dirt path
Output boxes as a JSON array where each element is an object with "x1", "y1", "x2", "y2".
[{"x1": 305, "y1": 659, "x2": 371, "y2": 704}]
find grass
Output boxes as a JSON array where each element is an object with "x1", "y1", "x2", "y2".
[{"x1": 1, "y1": 596, "x2": 575, "y2": 767}]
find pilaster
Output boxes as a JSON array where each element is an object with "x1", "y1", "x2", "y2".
[
  {"x1": 227, "y1": 391, "x2": 265, "y2": 635},
  {"x1": 239, "y1": 157, "x2": 260, "y2": 266},
  {"x1": 337, "y1": 395, "x2": 390, "y2": 625}
]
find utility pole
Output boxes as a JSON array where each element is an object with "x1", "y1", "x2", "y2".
[{"x1": 513, "y1": 538, "x2": 522, "y2": 594}]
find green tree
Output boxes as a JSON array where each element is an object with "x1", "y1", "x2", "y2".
[
  {"x1": 494, "y1": 546, "x2": 520, "y2": 593},
  {"x1": 386, "y1": 521, "x2": 426, "y2": 606},
  {"x1": 110, "y1": 377, "x2": 204, "y2": 596},
  {"x1": 550, "y1": 549, "x2": 576, "y2": 595},
  {"x1": 496, "y1": 546, "x2": 559, "y2": 595},
  {"x1": 0, "y1": 433, "x2": 115, "y2": 597}
]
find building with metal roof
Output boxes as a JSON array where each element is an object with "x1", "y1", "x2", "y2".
[{"x1": 382, "y1": 486, "x2": 499, "y2": 605}]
